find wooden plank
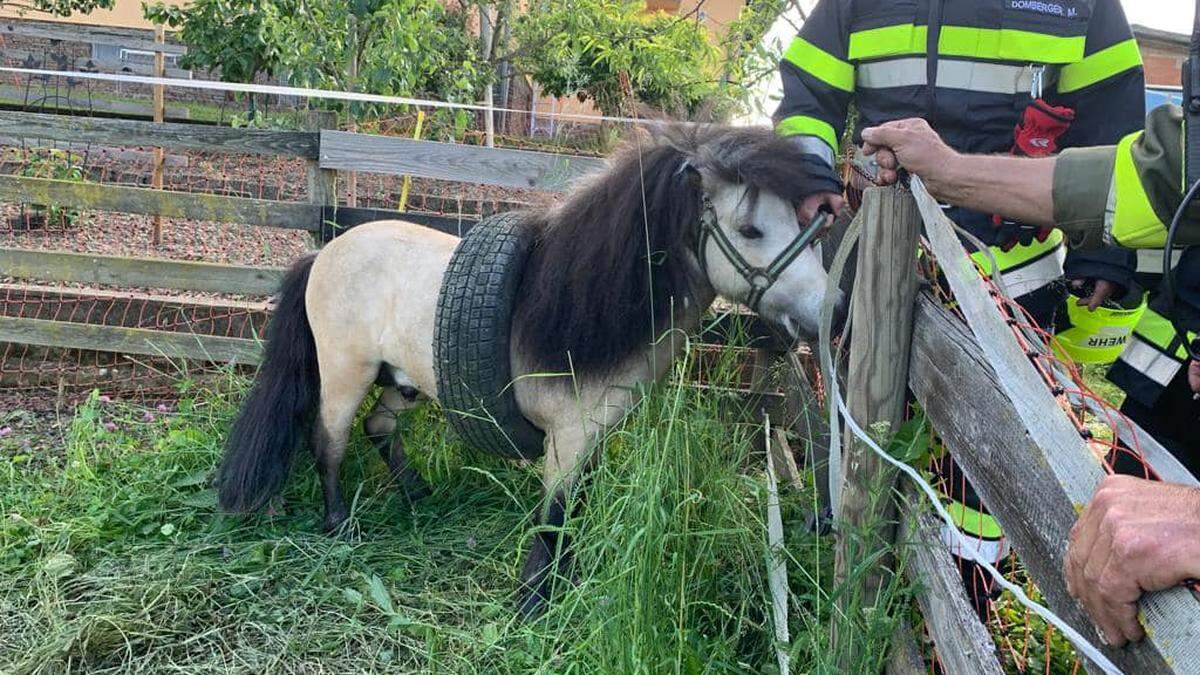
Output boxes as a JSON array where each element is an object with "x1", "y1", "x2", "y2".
[
  {"x1": 0, "y1": 247, "x2": 284, "y2": 295},
  {"x1": 0, "y1": 85, "x2": 190, "y2": 119},
  {"x1": 834, "y1": 186, "x2": 921, "y2": 667},
  {"x1": 912, "y1": 176, "x2": 1195, "y2": 667},
  {"x1": 0, "y1": 111, "x2": 319, "y2": 158},
  {"x1": 900, "y1": 497, "x2": 1003, "y2": 675},
  {"x1": 909, "y1": 293, "x2": 1200, "y2": 674},
  {"x1": 151, "y1": 25, "x2": 166, "y2": 247},
  {"x1": 764, "y1": 417, "x2": 791, "y2": 675},
  {"x1": 319, "y1": 129, "x2": 605, "y2": 191},
  {"x1": 0, "y1": 174, "x2": 320, "y2": 230},
  {"x1": 0, "y1": 18, "x2": 187, "y2": 54},
  {"x1": 886, "y1": 620, "x2": 927, "y2": 675},
  {"x1": 0, "y1": 316, "x2": 261, "y2": 365}
]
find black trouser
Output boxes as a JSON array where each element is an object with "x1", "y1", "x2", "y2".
[{"x1": 1111, "y1": 367, "x2": 1200, "y2": 480}]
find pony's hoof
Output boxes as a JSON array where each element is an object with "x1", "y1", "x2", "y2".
[{"x1": 323, "y1": 510, "x2": 349, "y2": 534}]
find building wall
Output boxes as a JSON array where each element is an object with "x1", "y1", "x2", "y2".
[
  {"x1": 1140, "y1": 41, "x2": 1186, "y2": 88},
  {"x1": 0, "y1": 0, "x2": 188, "y2": 30}
]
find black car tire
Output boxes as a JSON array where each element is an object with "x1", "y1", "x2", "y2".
[{"x1": 434, "y1": 211, "x2": 546, "y2": 459}]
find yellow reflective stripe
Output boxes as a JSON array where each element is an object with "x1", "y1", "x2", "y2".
[
  {"x1": 1110, "y1": 131, "x2": 1168, "y2": 248},
  {"x1": 939, "y1": 26, "x2": 1085, "y2": 63},
  {"x1": 1133, "y1": 306, "x2": 1193, "y2": 358},
  {"x1": 848, "y1": 24, "x2": 928, "y2": 61},
  {"x1": 947, "y1": 501, "x2": 1003, "y2": 539},
  {"x1": 969, "y1": 228, "x2": 1064, "y2": 275},
  {"x1": 784, "y1": 36, "x2": 854, "y2": 92},
  {"x1": 1057, "y1": 39, "x2": 1143, "y2": 93},
  {"x1": 776, "y1": 115, "x2": 839, "y2": 155}
]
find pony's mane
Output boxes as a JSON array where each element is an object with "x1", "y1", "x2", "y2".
[{"x1": 512, "y1": 124, "x2": 831, "y2": 378}]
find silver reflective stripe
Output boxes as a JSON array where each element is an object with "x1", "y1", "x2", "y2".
[
  {"x1": 1103, "y1": 173, "x2": 1119, "y2": 246},
  {"x1": 857, "y1": 57, "x2": 927, "y2": 89},
  {"x1": 788, "y1": 135, "x2": 836, "y2": 166},
  {"x1": 857, "y1": 58, "x2": 1037, "y2": 94},
  {"x1": 1135, "y1": 248, "x2": 1183, "y2": 274},
  {"x1": 940, "y1": 521, "x2": 1011, "y2": 565},
  {"x1": 1000, "y1": 244, "x2": 1066, "y2": 298},
  {"x1": 1117, "y1": 335, "x2": 1184, "y2": 387},
  {"x1": 940, "y1": 60, "x2": 1037, "y2": 95}
]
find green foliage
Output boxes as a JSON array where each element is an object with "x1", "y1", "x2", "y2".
[
  {"x1": 145, "y1": 0, "x2": 486, "y2": 136},
  {"x1": 512, "y1": 0, "x2": 724, "y2": 117},
  {"x1": 4, "y1": 0, "x2": 114, "y2": 17},
  {"x1": 16, "y1": 148, "x2": 85, "y2": 226},
  {"x1": 260, "y1": 0, "x2": 485, "y2": 104},
  {"x1": 144, "y1": 0, "x2": 276, "y2": 85}
]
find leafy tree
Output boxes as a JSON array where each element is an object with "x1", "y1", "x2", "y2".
[
  {"x1": 259, "y1": 0, "x2": 485, "y2": 104},
  {"x1": 4, "y1": 0, "x2": 114, "y2": 17},
  {"x1": 511, "y1": 0, "x2": 724, "y2": 118},
  {"x1": 145, "y1": 0, "x2": 486, "y2": 134},
  {"x1": 143, "y1": 0, "x2": 279, "y2": 85}
]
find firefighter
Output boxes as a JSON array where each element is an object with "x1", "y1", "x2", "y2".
[
  {"x1": 857, "y1": 105, "x2": 1200, "y2": 647},
  {"x1": 776, "y1": 0, "x2": 1145, "y2": 617}
]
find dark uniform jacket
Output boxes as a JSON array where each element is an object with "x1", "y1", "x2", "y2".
[{"x1": 775, "y1": 0, "x2": 1145, "y2": 287}]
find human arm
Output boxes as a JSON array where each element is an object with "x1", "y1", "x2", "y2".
[
  {"x1": 773, "y1": 0, "x2": 854, "y2": 220},
  {"x1": 860, "y1": 118, "x2": 1058, "y2": 225},
  {"x1": 861, "y1": 108, "x2": 1200, "y2": 249},
  {"x1": 1065, "y1": 474, "x2": 1200, "y2": 646}
]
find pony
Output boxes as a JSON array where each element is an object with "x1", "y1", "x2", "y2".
[{"x1": 215, "y1": 124, "x2": 844, "y2": 617}]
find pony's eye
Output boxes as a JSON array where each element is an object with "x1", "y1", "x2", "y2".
[{"x1": 738, "y1": 224, "x2": 763, "y2": 240}]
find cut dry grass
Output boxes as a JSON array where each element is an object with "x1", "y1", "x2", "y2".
[{"x1": 1, "y1": 339, "x2": 911, "y2": 673}]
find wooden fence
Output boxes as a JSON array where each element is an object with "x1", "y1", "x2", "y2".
[{"x1": 838, "y1": 186, "x2": 1200, "y2": 675}]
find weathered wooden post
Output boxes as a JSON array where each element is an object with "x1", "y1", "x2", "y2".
[
  {"x1": 150, "y1": 24, "x2": 166, "y2": 247},
  {"x1": 833, "y1": 185, "x2": 921, "y2": 666},
  {"x1": 306, "y1": 110, "x2": 338, "y2": 245}
]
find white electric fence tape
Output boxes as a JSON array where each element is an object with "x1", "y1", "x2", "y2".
[{"x1": 0, "y1": 66, "x2": 652, "y2": 126}]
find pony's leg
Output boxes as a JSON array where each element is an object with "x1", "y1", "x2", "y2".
[
  {"x1": 313, "y1": 361, "x2": 375, "y2": 533},
  {"x1": 363, "y1": 386, "x2": 430, "y2": 501},
  {"x1": 518, "y1": 425, "x2": 591, "y2": 619}
]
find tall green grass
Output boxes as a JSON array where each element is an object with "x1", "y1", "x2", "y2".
[{"x1": 0, "y1": 341, "x2": 910, "y2": 673}]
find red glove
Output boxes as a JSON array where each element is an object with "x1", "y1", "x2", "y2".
[{"x1": 993, "y1": 100, "x2": 1075, "y2": 250}]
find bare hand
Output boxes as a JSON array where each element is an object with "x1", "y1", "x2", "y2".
[
  {"x1": 1188, "y1": 360, "x2": 1200, "y2": 393},
  {"x1": 1065, "y1": 475, "x2": 1200, "y2": 646},
  {"x1": 798, "y1": 191, "x2": 845, "y2": 225},
  {"x1": 1071, "y1": 279, "x2": 1118, "y2": 312},
  {"x1": 860, "y1": 118, "x2": 959, "y2": 186}
]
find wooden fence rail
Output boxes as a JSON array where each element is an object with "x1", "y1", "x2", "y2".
[
  {"x1": 0, "y1": 248, "x2": 284, "y2": 296},
  {"x1": 0, "y1": 111, "x2": 320, "y2": 158}
]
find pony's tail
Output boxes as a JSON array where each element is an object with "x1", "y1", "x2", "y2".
[{"x1": 217, "y1": 254, "x2": 320, "y2": 513}]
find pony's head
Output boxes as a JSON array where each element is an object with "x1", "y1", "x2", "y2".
[
  {"x1": 514, "y1": 124, "x2": 844, "y2": 377},
  {"x1": 680, "y1": 128, "x2": 843, "y2": 339}
]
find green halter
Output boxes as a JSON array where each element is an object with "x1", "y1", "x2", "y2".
[{"x1": 696, "y1": 195, "x2": 831, "y2": 313}]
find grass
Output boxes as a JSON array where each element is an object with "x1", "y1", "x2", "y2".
[{"x1": 0, "y1": 343, "x2": 911, "y2": 674}]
